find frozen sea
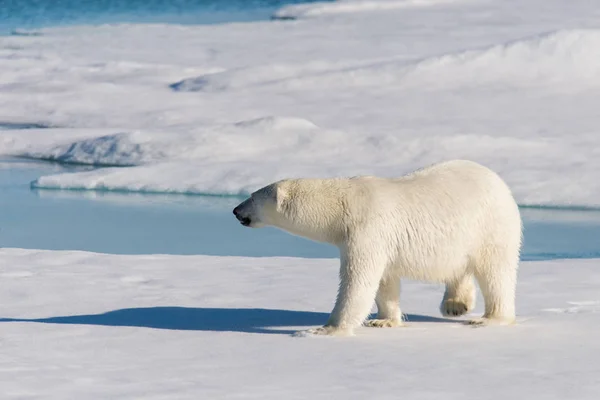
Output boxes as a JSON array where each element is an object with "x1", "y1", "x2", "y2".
[{"x1": 1, "y1": 0, "x2": 600, "y2": 399}]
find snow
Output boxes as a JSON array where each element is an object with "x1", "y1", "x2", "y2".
[
  {"x1": 2, "y1": 0, "x2": 600, "y2": 207},
  {"x1": 1, "y1": 248, "x2": 599, "y2": 399}
]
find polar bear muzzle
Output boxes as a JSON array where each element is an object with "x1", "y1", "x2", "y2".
[
  {"x1": 233, "y1": 202, "x2": 252, "y2": 226},
  {"x1": 233, "y1": 197, "x2": 261, "y2": 227}
]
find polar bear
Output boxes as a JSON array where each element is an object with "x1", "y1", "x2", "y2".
[{"x1": 233, "y1": 160, "x2": 522, "y2": 336}]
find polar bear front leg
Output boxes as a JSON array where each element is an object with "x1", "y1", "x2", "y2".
[
  {"x1": 301, "y1": 247, "x2": 386, "y2": 337},
  {"x1": 365, "y1": 274, "x2": 403, "y2": 328}
]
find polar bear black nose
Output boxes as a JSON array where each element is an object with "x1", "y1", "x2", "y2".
[{"x1": 233, "y1": 207, "x2": 240, "y2": 216}]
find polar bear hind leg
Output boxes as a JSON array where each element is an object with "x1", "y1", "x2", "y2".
[
  {"x1": 440, "y1": 274, "x2": 476, "y2": 318},
  {"x1": 468, "y1": 257, "x2": 517, "y2": 326}
]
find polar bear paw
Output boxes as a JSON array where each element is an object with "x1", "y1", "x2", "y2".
[
  {"x1": 364, "y1": 318, "x2": 403, "y2": 328},
  {"x1": 441, "y1": 299, "x2": 471, "y2": 317},
  {"x1": 294, "y1": 325, "x2": 353, "y2": 337}
]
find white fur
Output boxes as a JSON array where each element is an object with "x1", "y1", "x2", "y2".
[{"x1": 233, "y1": 160, "x2": 522, "y2": 336}]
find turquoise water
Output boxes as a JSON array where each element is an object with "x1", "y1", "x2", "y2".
[
  {"x1": 0, "y1": 0, "x2": 323, "y2": 34},
  {"x1": 0, "y1": 157, "x2": 336, "y2": 257},
  {"x1": 2, "y1": 156, "x2": 600, "y2": 260}
]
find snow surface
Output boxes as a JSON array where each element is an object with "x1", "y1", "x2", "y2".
[
  {"x1": 2, "y1": 0, "x2": 600, "y2": 206},
  {"x1": 1, "y1": 248, "x2": 599, "y2": 399},
  {"x1": 273, "y1": 0, "x2": 470, "y2": 19}
]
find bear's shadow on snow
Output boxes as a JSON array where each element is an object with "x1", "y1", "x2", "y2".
[{"x1": 0, "y1": 307, "x2": 455, "y2": 335}]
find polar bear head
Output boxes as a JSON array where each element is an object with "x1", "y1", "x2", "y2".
[
  {"x1": 233, "y1": 178, "x2": 347, "y2": 244},
  {"x1": 232, "y1": 182, "x2": 283, "y2": 229}
]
